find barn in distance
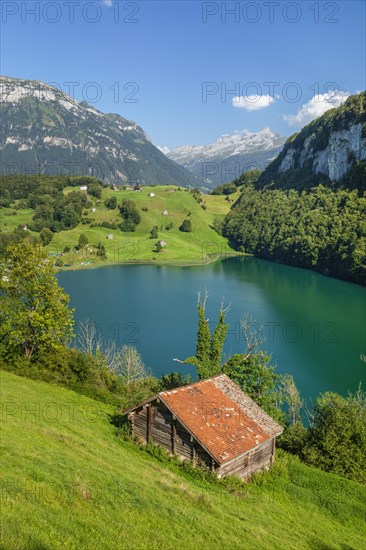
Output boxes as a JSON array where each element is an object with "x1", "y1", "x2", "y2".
[{"x1": 126, "y1": 374, "x2": 283, "y2": 479}]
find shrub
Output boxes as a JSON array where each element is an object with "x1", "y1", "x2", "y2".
[
  {"x1": 104, "y1": 196, "x2": 117, "y2": 209},
  {"x1": 301, "y1": 390, "x2": 366, "y2": 483},
  {"x1": 88, "y1": 184, "x2": 103, "y2": 199},
  {"x1": 211, "y1": 182, "x2": 237, "y2": 195},
  {"x1": 96, "y1": 242, "x2": 107, "y2": 259},
  {"x1": 150, "y1": 226, "x2": 158, "y2": 239},
  {"x1": 115, "y1": 416, "x2": 133, "y2": 441},
  {"x1": 97, "y1": 221, "x2": 117, "y2": 230},
  {"x1": 78, "y1": 234, "x2": 88, "y2": 249},
  {"x1": 159, "y1": 372, "x2": 192, "y2": 391},
  {"x1": 278, "y1": 422, "x2": 308, "y2": 455},
  {"x1": 0, "y1": 346, "x2": 128, "y2": 406},
  {"x1": 179, "y1": 219, "x2": 192, "y2": 232},
  {"x1": 40, "y1": 227, "x2": 53, "y2": 246},
  {"x1": 119, "y1": 199, "x2": 141, "y2": 232}
]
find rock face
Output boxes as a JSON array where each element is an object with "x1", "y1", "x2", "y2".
[
  {"x1": 0, "y1": 76, "x2": 196, "y2": 187},
  {"x1": 164, "y1": 128, "x2": 286, "y2": 189},
  {"x1": 258, "y1": 92, "x2": 366, "y2": 187},
  {"x1": 279, "y1": 123, "x2": 366, "y2": 181}
]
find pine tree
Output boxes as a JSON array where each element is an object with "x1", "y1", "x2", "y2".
[
  {"x1": 195, "y1": 299, "x2": 211, "y2": 373},
  {"x1": 210, "y1": 308, "x2": 229, "y2": 373},
  {"x1": 175, "y1": 293, "x2": 229, "y2": 379}
]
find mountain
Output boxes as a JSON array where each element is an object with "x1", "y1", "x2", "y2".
[
  {"x1": 223, "y1": 92, "x2": 366, "y2": 285},
  {"x1": 163, "y1": 128, "x2": 286, "y2": 190},
  {"x1": 257, "y1": 92, "x2": 366, "y2": 189},
  {"x1": 0, "y1": 76, "x2": 196, "y2": 187}
]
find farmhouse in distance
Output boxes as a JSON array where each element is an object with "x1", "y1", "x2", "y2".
[{"x1": 126, "y1": 374, "x2": 283, "y2": 479}]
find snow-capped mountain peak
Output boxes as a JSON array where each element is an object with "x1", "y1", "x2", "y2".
[{"x1": 163, "y1": 129, "x2": 287, "y2": 188}]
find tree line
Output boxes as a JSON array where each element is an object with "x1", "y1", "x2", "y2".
[{"x1": 223, "y1": 183, "x2": 366, "y2": 285}]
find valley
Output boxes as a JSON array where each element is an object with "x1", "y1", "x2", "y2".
[
  {"x1": 0, "y1": 21, "x2": 365, "y2": 548},
  {"x1": 0, "y1": 182, "x2": 239, "y2": 269}
]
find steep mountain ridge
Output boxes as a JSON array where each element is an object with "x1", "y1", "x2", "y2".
[
  {"x1": 0, "y1": 76, "x2": 196, "y2": 187},
  {"x1": 257, "y1": 92, "x2": 366, "y2": 189}
]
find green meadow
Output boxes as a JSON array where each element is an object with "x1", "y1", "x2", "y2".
[
  {"x1": 1, "y1": 370, "x2": 365, "y2": 550},
  {"x1": 0, "y1": 186, "x2": 240, "y2": 269}
]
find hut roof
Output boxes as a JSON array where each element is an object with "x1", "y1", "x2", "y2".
[{"x1": 127, "y1": 374, "x2": 283, "y2": 464}]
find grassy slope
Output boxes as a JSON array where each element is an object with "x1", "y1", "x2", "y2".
[
  {"x1": 1, "y1": 370, "x2": 365, "y2": 550},
  {"x1": 0, "y1": 186, "x2": 239, "y2": 269}
]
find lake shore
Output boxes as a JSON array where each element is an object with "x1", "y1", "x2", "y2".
[{"x1": 56, "y1": 251, "x2": 244, "y2": 272}]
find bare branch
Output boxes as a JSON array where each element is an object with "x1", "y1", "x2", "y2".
[
  {"x1": 220, "y1": 298, "x2": 231, "y2": 315},
  {"x1": 77, "y1": 319, "x2": 103, "y2": 357},
  {"x1": 240, "y1": 313, "x2": 264, "y2": 360},
  {"x1": 115, "y1": 345, "x2": 147, "y2": 385},
  {"x1": 197, "y1": 288, "x2": 208, "y2": 308}
]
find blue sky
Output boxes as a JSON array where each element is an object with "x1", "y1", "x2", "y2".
[{"x1": 1, "y1": 0, "x2": 365, "y2": 148}]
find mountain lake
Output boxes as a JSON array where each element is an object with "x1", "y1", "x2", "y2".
[{"x1": 59, "y1": 256, "x2": 366, "y2": 403}]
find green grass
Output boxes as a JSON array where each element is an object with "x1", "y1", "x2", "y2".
[
  {"x1": 1, "y1": 370, "x2": 365, "y2": 550},
  {"x1": 1, "y1": 186, "x2": 240, "y2": 269},
  {"x1": 0, "y1": 208, "x2": 34, "y2": 233}
]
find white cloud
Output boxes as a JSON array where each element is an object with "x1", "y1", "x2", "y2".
[
  {"x1": 101, "y1": 0, "x2": 113, "y2": 7},
  {"x1": 284, "y1": 91, "x2": 350, "y2": 127},
  {"x1": 232, "y1": 94, "x2": 275, "y2": 111}
]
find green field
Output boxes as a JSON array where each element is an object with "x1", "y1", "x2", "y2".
[
  {"x1": 1, "y1": 370, "x2": 365, "y2": 550},
  {"x1": 0, "y1": 186, "x2": 240, "y2": 269}
]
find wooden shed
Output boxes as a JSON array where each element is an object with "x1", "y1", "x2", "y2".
[{"x1": 126, "y1": 374, "x2": 283, "y2": 479}]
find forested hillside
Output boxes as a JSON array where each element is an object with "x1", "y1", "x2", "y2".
[
  {"x1": 256, "y1": 92, "x2": 366, "y2": 190},
  {"x1": 223, "y1": 184, "x2": 366, "y2": 285},
  {"x1": 222, "y1": 93, "x2": 366, "y2": 285}
]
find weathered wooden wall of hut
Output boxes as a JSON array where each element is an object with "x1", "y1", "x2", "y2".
[
  {"x1": 216, "y1": 439, "x2": 274, "y2": 479},
  {"x1": 129, "y1": 406, "x2": 149, "y2": 442}
]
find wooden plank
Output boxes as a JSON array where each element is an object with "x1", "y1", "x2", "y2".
[
  {"x1": 147, "y1": 404, "x2": 153, "y2": 442},
  {"x1": 172, "y1": 420, "x2": 176, "y2": 454}
]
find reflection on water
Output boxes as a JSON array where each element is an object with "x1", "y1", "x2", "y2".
[{"x1": 59, "y1": 257, "x2": 366, "y2": 402}]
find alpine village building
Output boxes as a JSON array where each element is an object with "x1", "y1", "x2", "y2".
[{"x1": 126, "y1": 374, "x2": 283, "y2": 479}]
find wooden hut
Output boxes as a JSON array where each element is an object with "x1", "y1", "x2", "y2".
[{"x1": 126, "y1": 374, "x2": 283, "y2": 479}]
